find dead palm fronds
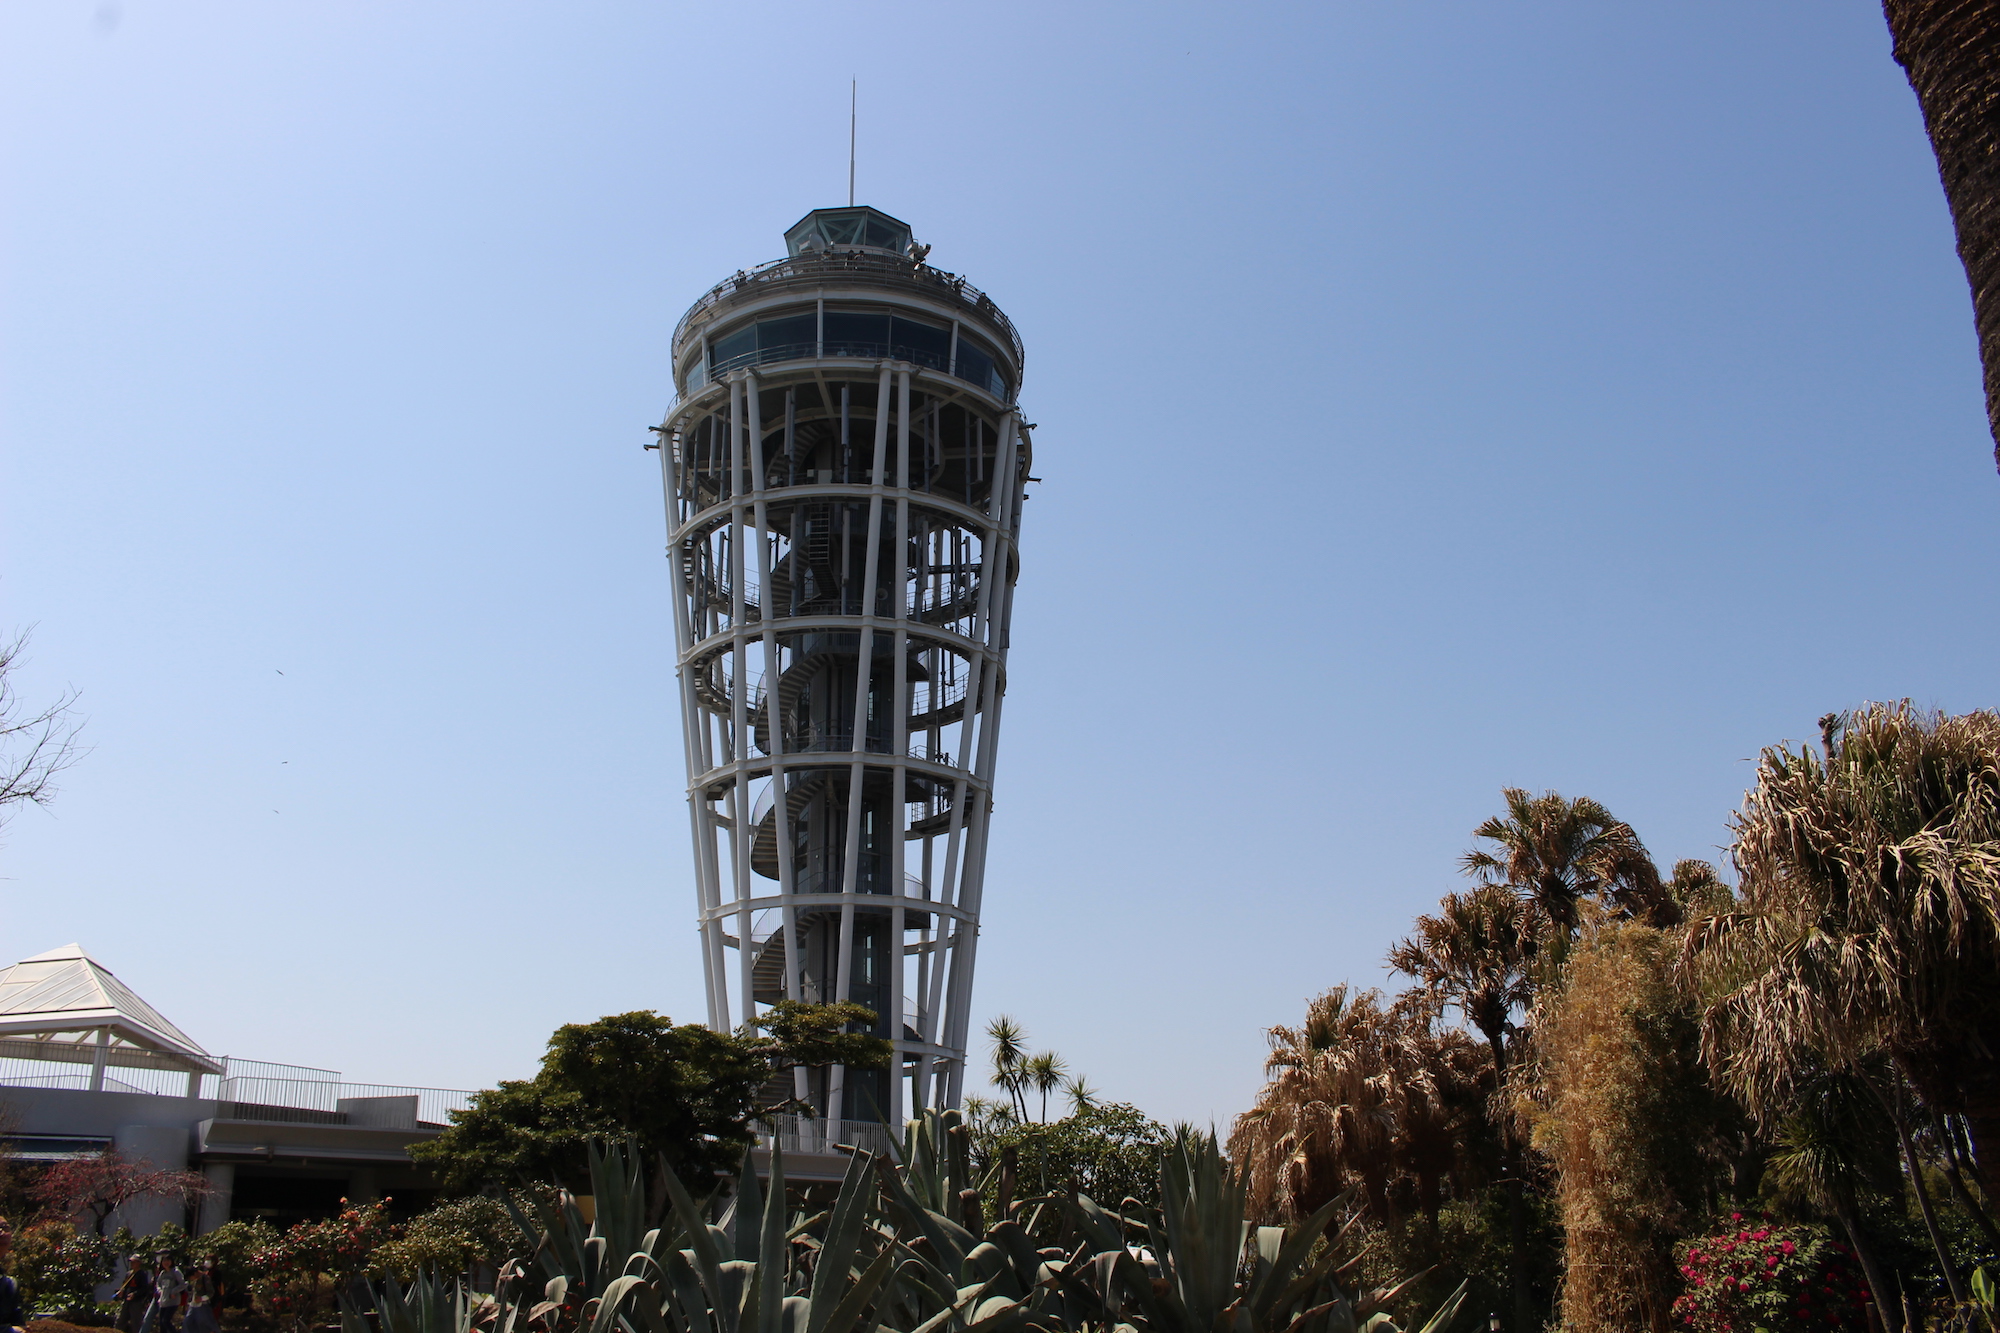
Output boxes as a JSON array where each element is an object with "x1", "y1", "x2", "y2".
[
  {"x1": 1686, "y1": 702, "x2": 2000, "y2": 1305},
  {"x1": 1228, "y1": 986, "x2": 1489, "y2": 1228},
  {"x1": 1389, "y1": 884, "x2": 1533, "y2": 1074},
  {"x1": 1464, "y1": 788, "x2": 1670, "y2": 938}
]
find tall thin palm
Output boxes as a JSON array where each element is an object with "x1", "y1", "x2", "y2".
[
  {"x1": 1388, "y1": 884, "x2": 1532, "y2": 1075},
  {"x1": 1463, "y1": 787, "x2": 1666, "y2": 937},
  {"x1": 987, "y1": 1015, "x2": 1030, "y2": 1120},
  {"x1": 1024, "y1": 1051, "x2": 1068, "y2": 1123},
  {"x1": 1880, "y1": 1, "x2": 2000, "y2": 474},
  {"x1": 1389, "y1": 886, "x2": 1533, "y2": 1333}
]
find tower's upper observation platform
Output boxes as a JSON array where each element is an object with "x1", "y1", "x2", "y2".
[{"x1": 670, "y1": 207, "x2": 1022, "y2": 402}]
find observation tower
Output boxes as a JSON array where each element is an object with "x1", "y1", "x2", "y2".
[{"x1": 649, "y1": 207, "x2": 1030, "y2": 1144}]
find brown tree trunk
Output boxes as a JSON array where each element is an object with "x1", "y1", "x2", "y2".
[
  {"x1": 1833, "y1": 1196, "x2": 1903, "y2": 1333},
  {"x1": 1881, "y1": 0, "x2": 2000, "y2": 474},
  {"x1": 1892, "y1": 1105, "x2": 1970, "y2": 1305},
  {"x1": 1487, "y1": 1032, "x2": 1532, "y2": 1333}
]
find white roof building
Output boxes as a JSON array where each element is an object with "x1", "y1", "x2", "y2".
[{"x1": 0, "y1": 943, "x2": 221, "y2": 1091}]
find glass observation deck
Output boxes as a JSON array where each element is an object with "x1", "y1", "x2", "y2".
[
  {"x1": 673, "y1": 206, "x2": 1021, "y2": 401},
  {"x1": 784, "y1": 206, "x2": 913, "y2": 257}
]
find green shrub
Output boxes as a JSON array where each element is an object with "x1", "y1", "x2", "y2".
[
  {"x1": 13, "y1": 1220, "x2": 115, "y2": 1316},
  {"x1": 372, "y1": 1196, "x2": 515, "y2": 1281}
]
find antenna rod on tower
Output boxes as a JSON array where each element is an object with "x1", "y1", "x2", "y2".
[{"x1": 849, "y1": 80, "x2": 856, "y2": 207}]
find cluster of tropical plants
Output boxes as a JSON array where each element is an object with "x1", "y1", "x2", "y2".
[
  {"x1": 341, "y1": 1120, "x2": 1467, "y2": 1333},
  {"x1": 1228, "y1": 703, "x2": 2000, "y2": 1333}
]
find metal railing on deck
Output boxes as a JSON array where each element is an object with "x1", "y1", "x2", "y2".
[
  {"x1": 0, "y1": 1054, "x2": 472, "y2": 1127},
  {"x1": 760, "y1": 1114, "x2": 895, "y2": 1159},
  {"x1": 673, "y1": 252, "x2": 1024, "y2": 370}
]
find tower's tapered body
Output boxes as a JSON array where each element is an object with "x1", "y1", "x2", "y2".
[{"x1": 652, "y1": 209, "x2": 1028, "y2": 1142}]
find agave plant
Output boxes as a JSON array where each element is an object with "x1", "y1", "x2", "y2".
[{"x1": 347, "y1": 1113, "x2": 1466, "y2": 1333}]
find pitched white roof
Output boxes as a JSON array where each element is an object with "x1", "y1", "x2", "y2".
[{"x1": 0, "y1": 944, "x2": 220, "y2": 1074}]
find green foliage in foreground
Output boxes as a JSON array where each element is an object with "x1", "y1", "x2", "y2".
[
  {"x1": 412, "y1": 1006, "x2": 891, "y2": 1194},
  {"x1": 345, "y1": 1115, "x2": 1470, "y2": 1333},
  {"x1": 977, "y1": 1101, "x2": 1171, "y2": 1228}
]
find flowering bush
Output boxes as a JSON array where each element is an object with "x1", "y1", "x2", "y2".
[
  {"x1": 11, "y1": 1219, "x2": 115, "y2": 1316},
  {"x1": 1673, "y1": 1218, "x2": 1871, "y2": 1333},
  {"x1": 250, "y1": 1199, "x2": 401, "y2": 1332}
]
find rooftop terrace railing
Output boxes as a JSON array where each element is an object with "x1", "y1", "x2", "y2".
[
  {"x1": 673, "y1": 252, "x2": 1024, "y2": 371},
  {"x1": 0, "y1": 1054, "x2": 473, "y2": 1128}
]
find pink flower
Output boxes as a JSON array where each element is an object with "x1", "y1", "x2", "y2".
[{"x1": 1781, "y1": 1241, "x2": 1795, "y2": 1254}]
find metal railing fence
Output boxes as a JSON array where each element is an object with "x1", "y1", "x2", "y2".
[
  {"x1": 760, "y1": 1114, "x2": 895, "y2": 1159},
  {"x1": 673, "y1": 252, "x2": 1024, "y2": 371},
  {"x1": 0, "y1": 1054, "x2": 472, "y2": 1127}
]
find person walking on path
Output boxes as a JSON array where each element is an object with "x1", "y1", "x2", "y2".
[
  {"x1": 0, "y1": 1223, "x2": 26, "y2": 1333},
  {"x1": 116, "y1": 1255, "x2": 156, "y2": 1333},
  {"x1": 144, "y1": 1254, "x2": 186, "y2": 1333},
  {"x1": 182, "y1": 1260, "x2": 221, "y2": 1333}
]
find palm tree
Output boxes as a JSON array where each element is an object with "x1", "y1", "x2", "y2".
[
  {"x1": 1389, "y1": 884, "x2": 1532, "y2": 1075},
  {"x1": 1389, "y1": 887, "x2": 1534, "y2": 1333},
  {"x1": 1061, "y1": 1073, "x2": 1097, "y2": 1116},
  {"x1": 1023, "y1": 1051, "x2": 1068, "y2": 1122},
  {"x1": 1463, "y1": 788, "x2": 1666, "y2": 938},
  {"x1": 1686, "y1": 703, "x2": 2000, "y2": 1305},
  {"x1": 987, "y1": 1015, "x2": 1030, "y2": 1121},
  {"x1": 1767, "y1": 1065, "x2": 1903, "y2": 1330},
  {"x1": 1880, "y1": 1, "x2": 2000, "y2": 474},
  {"x1": 1229, "y1": 985, "x2": 1447, "y2": 1224}
]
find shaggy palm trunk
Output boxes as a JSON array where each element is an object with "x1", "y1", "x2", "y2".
[
  {"x1": 1931, "y1": 1110, "x2": 2000, "y2": 1254},
  {"x1": 1891, "y1": 1105, "x2": 1970, "y2": 1304},
  {"x1": 1881, "y1": 0, "x2": 2000, "y2": 474},
  {"x1": 1832, "y1": 1197, "x2": 1902, "y2": 1333},
  {"x1": 1487, "y1": 1031, "x2": 1531, "y2": 1333}
]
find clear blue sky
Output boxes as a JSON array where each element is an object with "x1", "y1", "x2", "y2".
[{"x1": 3, "y1": 2, "x2": 1994, "y2": 1128}]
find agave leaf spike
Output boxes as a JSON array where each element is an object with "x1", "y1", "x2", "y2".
[
  {"x1": 755, "y1": 1146, "x2": 789, "y2": 1333},
  {"x1": 872, "y1": 1154, "x2": 974, "y2": 1276},
  {"x1": 589, "y1": 1276, "x2": 657, "y2": 1333},
  {"x1": 660, "y1": 1247, "x2": 717, "y2": 1333},
  {"x1": 804, "y1": 1149, "x2": 880, "y2": 1333},
  {"x1": 1245, "y1": 1197, "x2": 1342, "y2": 1327},
  {"x1": 906, "y1": 1276, "x2": 1005, "y2": 1333},
  {"x1": 660, "y1": 1158, "x2": 734, "y2": 1333},
  {"x1": 1409, "y1": 1281, "x2": 1468, "y2": 1333},
  {"x1": 1353, "y1": 1269, "x2": 1432, "y2": 1322},
  {"x1": 810, "y1": 1239, "x2": 900, "y2": 1333},
  {"x1": 735, "y1": 1147, "x2": 767, "y2": 1264}
]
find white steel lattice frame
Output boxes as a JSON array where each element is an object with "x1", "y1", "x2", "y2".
[{"x1": 650, "y1": 268, "x2": 1028, "y2": 1125}]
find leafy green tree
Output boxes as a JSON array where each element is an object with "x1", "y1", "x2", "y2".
[
  {"x1": 412, "y1": 1006, "x2": 889, "y2": 1193},
  {"x1": 982, "y1": 1101, "x2": 1169, "y2": 1225}
]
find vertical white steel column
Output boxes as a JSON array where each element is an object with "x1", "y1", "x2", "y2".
[
  {"x1": 661, "y1": 437, "x2": 726, "y2": 1030},
  {"x1": 943, "y1": 411, "x2": 1021, "y2": 1106},
  {"x1": 829, "y1": 363, "x2": 894, "y2": 1122},
  {"x1": 727, "y1": 378, "x2": 756, "y2": 1029},
  {"x1": 888, "y1": 366, "x2": 912, "y2": 1133}
]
